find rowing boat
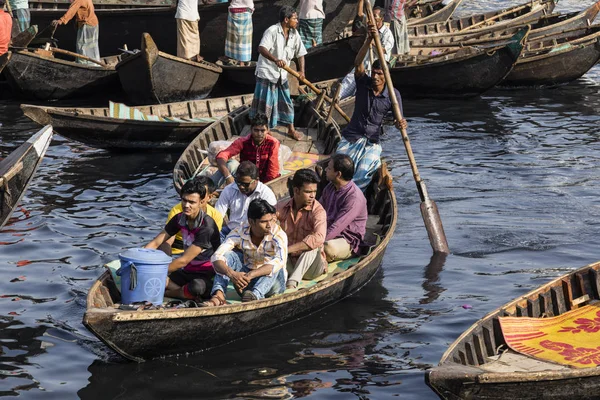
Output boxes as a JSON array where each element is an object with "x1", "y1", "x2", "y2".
[
  {"x1": 0, "y1": 126, "x2": 53, "y2": 229},
  {"x1": 3, "y1": 48, "x2": 121, "y2": 100},
  {"x1": 407, "y1": 0, "x2": 464, "y2": 25},
  {"x1": 115, "y1": 33, "x2": 222, "y2": 105},
  {"x1": 83, "y1": 98, "x2": 397, "y2": 362},
  {"x1": 0, "y1": 25, "x2": 38, "y2": 74},
  {"x1": 426, "y1": 260, "x2": 600, "y2": 399}
]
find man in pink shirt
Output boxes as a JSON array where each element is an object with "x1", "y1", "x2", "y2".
[
  {"x1": 0, "y1": 0, "x2": 12, "y2": 57},
  {"x1": 277, "y1": 168, "x2": 327, "y2": 289}
]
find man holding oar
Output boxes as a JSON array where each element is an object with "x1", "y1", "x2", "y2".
[
  {"x1": 337, "y1": 22, "x2": 407, "y2": 190},
  {"x1": 51, "y1": 0, "x2": 99, "y2": 63}
]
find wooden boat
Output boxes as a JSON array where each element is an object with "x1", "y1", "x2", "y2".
[
  {"x1": 407, "y1": 0, "x2": 464, "y2": 26},
  {"x1": 389, "y1": 28, "x2": 527, "y2": 98},
  {"x1": 214, "y1": 35, "x2": 363, "y2": 96},
  {"x1": 83, "y1": 99, "x2": 397, "y2": 362},
  {"x1": 408, "y1": 0, "x2": 555, "y2": 38},
  {"x1": 409, "y1": 0, "x2": 600, "y2": 49},
  {"x1": 426, "y1": 260, "x2": 600, "y2": 399},
  {"x1": 0, "y1": 126, "x2": 53, "y2": 229},
  {"x1": 115, "y1": 33, "x2": 222, "y2": 105},
  {"x1": 3, "y1": 47, "x2": 122, "y2": 100},
  {"x1": 20, "y1": 95, "x2": 253, "y2": 150},
  {"x1": 500, "y1": 25, "x2": 600, "y2": 87},
  {"x1": 0, "y1": 25, "x2": 38, "y2": 74}
]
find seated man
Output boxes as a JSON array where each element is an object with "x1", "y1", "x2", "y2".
[
  {"x1": 145, "y1": 178, "x2": 221, "y2": 301},
  {"x1": 319, "y1": 154, "x2": 367, "y2": 262},
  {"x1": 203, "y1": 199, "x2": 288, "y2": 305},
  {"x1": 163, "y1": 176, "x2": 223, "y2": 255},
  {"x1": 214, "y1": 112, "x2": 281, "y2": 186},
  {"x1": 276, "y1": 168, "x2": 327, "y2": 289},
  {"x1": 215, "y1": 160, "x2": 277, "y2": 241}
]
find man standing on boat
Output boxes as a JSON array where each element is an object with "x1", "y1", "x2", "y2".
[
  {"x1": 297, "y1": 0, "x2": 324, "y2": 49},
  {"x1": 224, "y1": 0, "x2": 254, "y2": 66},
  {"x1": 338, "y1": 22, "x2": 407, "y2": 190},
  {"x1": 215, "y1": 161, "x2": 277, "y2": 241},
  {"x1": 145, "y1": 178, "x2": 221, "y2": 301},
  {"x1": 0, "y1": 0, "x2": 12, "y2": 56},
  {"x1": 8, "y1": 0, "x2": 29, "y2": 34},
  {"x1": 385, "y1": 0, "x2": 412, "y2": 55},
  {"x1": 319, "y1": 154, "x2": 367, "y2": 262},
  {"x1": 174, "y1": 0, "x2": 201, "y2": 61},
  {"x1": 214, "y1": 112, "x2": 281, "y2": 186},
  {"x1": 251, "y1": 5, "x2": 307, "y2": 141},
  {"x1": 204, "y1": 199, "x2": 287, "y2": 305},
  {"x1": 276, "y1": 168, "x2": 327, "y2": 289},
  {"x1": 51, "y1": 0, "x2": 99, "y2": 63}
]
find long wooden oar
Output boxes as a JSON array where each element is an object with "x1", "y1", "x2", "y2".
[
  {"x1": 364, "y1": 1, "x2": 449, "y2": 254},
  {"x1": 282, "y1": 65, "x2": 351, "y2": 123},
  {"x1": 49, "y1": 47, "x2": 107, "y2": 67}
]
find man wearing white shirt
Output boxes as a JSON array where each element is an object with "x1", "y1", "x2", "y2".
[
  {"x1": 250, "y1": 6, "x2": 307, "y2": 141},
  {"x1": 215, "y1": 161, "x2": 277, "y2": 241},
  {"x1": 297, "y1": 0, "x2": 324, "y2": 49},
  {"x1": 175, "y1": 0, "x2": 201, "y2": 60}
]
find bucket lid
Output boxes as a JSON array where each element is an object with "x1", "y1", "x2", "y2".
[{"x1": 119, "y1": 248, "x2": 172, "y2": 264}]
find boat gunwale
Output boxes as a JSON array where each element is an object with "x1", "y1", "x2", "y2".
[{"x1": 9, "y1": 49, "x2": 117, "y2": 70}]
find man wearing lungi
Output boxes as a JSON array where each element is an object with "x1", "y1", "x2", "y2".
[
  {"x1": 337, "y1": 22, "x2": 407, "y2": 190},
  {"x1": 175, "y1": 0, "x2": 200, "y2": 60},
  {"x1": 251, "y1": 6, "x2": 307, "y2": 141},
  {"x1": 224, "y1": 0, "x2": 254, "y2": 66},
  {"x1": 385, "y1": 0, "x2": 413, "y2": 55},
  {"x1": 8, "y1": 0, "x2": 29, "y2": 33},
  {"x1": 51, "y1": 0, "x2": 99, "y2": 63},
  {"x1": 298, "y1": 0, "x2": 324, "y2": 49}
]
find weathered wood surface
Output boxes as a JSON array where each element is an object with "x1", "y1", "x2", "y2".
[{"x1": 0, "y1": 126, "x2": 53, "y2": 229}]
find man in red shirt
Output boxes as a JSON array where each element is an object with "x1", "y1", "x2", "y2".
[
  {"x1": 215, "y1": 112, "x2": 281, "y2": 184},
  {"x1": 0, "y1": 0, "x2": 12, "y2": 56}
]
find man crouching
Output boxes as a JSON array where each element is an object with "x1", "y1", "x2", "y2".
[{"x1": 203, "y1": 199, "x2": 288, "y2": 306}]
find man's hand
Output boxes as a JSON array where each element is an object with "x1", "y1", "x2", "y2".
[
  {"x1": 51, "y1": 20, "x2": 60, "y2": 27},
  {"x1": 367, "y1": 23, "x2": 377, "y2": 39},
  {"x1": 395, "y1": 118, "x2": 408, "y2": 131},
  {"x1": 275, "y1": 59, "x2": 286, "y2": 68},
  {"x1": 298, "y1": 71, "x2": 305, "y2": 81},
  {"x1": 229, "y1": 271, "x2": 250, "y2": 292},
  {"x1": 225, "y1": 175, "x2": 235, "y2": 185}
]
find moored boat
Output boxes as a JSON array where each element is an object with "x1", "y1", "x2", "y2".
[
  {"x1": 115, "y1": 33, "x2": 222, "y2": 105},
  {"x1": 426, "y1": 260, "x2": 600, "y2": 399},
  {"x1": 0, "y1": 25, "x2": 38, "y2": 74},
  {"x1": 407, "y1": 0, "x2": 464, "y2": 25},
  {"x1": 0, "y1": 126, "x2": 53, "y2": 229},
  {"x1": 83, "y1": 98, "x2": 397, "y2": 362},
  {"x1": 3, "y1": 47, "x2": 122, "y2": 100}
]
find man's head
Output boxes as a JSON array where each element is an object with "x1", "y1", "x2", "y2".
[
  {"x1": 373, "y1": 7, "x2": 385, "y2": 29},
  {"x1": 291, "y1": 168, "x2": 320, "y2": 209},
  {"x1": 0, "y1": 0, "x2": 6, "y2": 8},
  {"x1": 371, "y1": 59, "x2": 388, "y2": 88},
  {"x1": 325, "y1": 154, "x2": 355, "y2": 183},
  {"x1": 247, "y1": 199, "x2": 277, "y2": 238},
  {"x1": 235, "y1": 161, "x2": 259, "y2": 195},
  {"x1": 180, "y1": 178, "x2": 209, "y2": 218},
  {"x1": 280, "y1": 6, "x2": 299, "y2": 29},
  {"x1": 250, "y1": 113, "x2": 269, "y2": 146}
]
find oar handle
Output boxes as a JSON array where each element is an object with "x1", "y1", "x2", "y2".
[
  {"x1": 49, "y1": 46, "x2": 106, "y2": 66},
  {"x1": 282, "y1": 65, "x2": 351, "y2": 123}
]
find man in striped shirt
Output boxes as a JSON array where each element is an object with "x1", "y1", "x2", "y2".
[{"x1": 204, "y1": 199, "x2": 288, "y2": 305}]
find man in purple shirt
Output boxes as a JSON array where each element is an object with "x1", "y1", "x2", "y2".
[{"x1": 319, "y1": 153, "x2": 368, "y2": 262}]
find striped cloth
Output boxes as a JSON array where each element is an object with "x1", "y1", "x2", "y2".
[
  {"x1": 75, "y1": 24, "x2": 99, "y2": 64},
  {"x1": 225, "y1": 9, "x2": 252, "y2": 62},
  {"x1": 298, "y1": 18, "x2": 322, "y2": 49},
  {"x1": 390, "y1": 14, "x2": 410, "y2": 55},
  {"x1": 109, "y1": 101, "x2": 218, "y2": 123},
  {"x1": 14, "y1": 8, "x2": 30, "y2": 33},
  {"x1": 250, "y1": 77, "x2": 294, "y2": 129},
  {"x1": 335, "y1": 136, "x2": 382, "y2": 190}
]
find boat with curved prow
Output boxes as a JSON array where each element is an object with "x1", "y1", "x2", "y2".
[
  {"x1": 83, "y1": 101, "x2": 397, "y2": 362},
  {"x1": 407, "y1": 0, "x2": 464, "y2": 25},
  {"x1": 1, "y1": 126, "x2": 53, "y2": 229},
  {"x1": 426, "y1": 260, "x2": 600, "y2": 399},
  {"x1": 115, "y1": 33, "x2": 222, "y2": 105}
]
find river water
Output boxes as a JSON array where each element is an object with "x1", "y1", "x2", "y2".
[{"x1": 1, "y1": 0, "x2": 600, "y2": 398}]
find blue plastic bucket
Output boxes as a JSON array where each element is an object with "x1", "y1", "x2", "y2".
[{"x1": 117, "y1": 248, "x2": 171, "y2": 305}]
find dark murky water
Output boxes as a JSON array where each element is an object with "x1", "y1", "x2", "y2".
[{"x1": 2, "y1": 1, "x2": 600, "y2": 398}]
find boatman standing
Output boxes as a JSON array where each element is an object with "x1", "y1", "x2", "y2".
[
  {"x1": 0, "y1": 0, "x2": 12, "y2": 56},
  {"x1": 250, "y1": 5, "x2": 307, "y2": 141},
  {"x1": 175, "y1": 0, "x2": 201, "y2": 61},
  {"x1": 297, "y1": 0, "x2": 325, "y2": 49},
  {"x1": 337, "y1": 22, "x2": 407, "y2": 190},
  {"x1": 51, "y1": 0, "x2": 99, "y2": 63},
  {"x1": 385, "y1": 0, "x2": 413, "y2": 54},
  {"x1": 8, "y1": 0, "x2": 29, "y2": 34},
  {"x1": 224, "y1": 0, "x2": 254, "y2": 66}
]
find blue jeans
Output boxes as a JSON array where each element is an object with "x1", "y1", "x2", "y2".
[
  {"x1": 208, "y1": 159, "x2": 239, "y2": 188},
  {"x1": 220, "y1": 225, "x2": 232, "y2": 243},
  {"x1": 211, "y1": 250, "x2": 286, "y2": 300}
]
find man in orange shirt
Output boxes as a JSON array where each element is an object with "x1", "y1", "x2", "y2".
[
  {"x1": 51, "y1": 0, "x2": 99, "y2": 63},
  {"x1": 0, "y1": 0, "x2": 12, "y2": 57}
]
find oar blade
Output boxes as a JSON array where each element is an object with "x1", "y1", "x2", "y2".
[{"x1": 420, "y1": 199, "x2": 450, "y2": 254}]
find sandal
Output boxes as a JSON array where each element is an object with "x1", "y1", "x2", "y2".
[
  {"x1": 241, "y1": 290, "x2": 258, "y2": 302},
  {"x1": 200, "y1": 292, "x2": 227, "y2": 307}
]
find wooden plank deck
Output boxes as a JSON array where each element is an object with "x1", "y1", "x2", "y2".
[{"x1": 481, "y1": 351, "x2": 569, "y2": 373}]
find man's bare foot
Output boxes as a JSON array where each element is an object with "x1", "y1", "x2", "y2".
[{"x1": 288, "y1": 129, "x2": 302, "y2": 141}]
